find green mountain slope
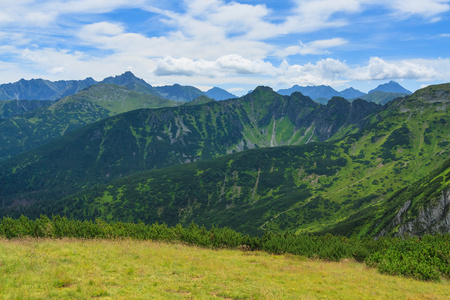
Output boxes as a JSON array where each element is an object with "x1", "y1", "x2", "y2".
[
  {"x1": 320, "y1": 158, "x2": 450, "y2": 237},
  {"x1": 183, "y1": 95, "x2": 216, "y2": 106},
  {"x1": 1, "y1": 84, "x2": 448, "y2": 237},
  {"x1": 356, "y1": 91, "x2": 408, "y2": 104},
  {"x1": 2, "y1": 84, "x2": 448, "y2": 237},
  {"x1": 0, "y1": 100, "x2": 53, "y2": 118},
  {"x1": 0, "y1": 87, "x2": 380, "y2": 203},
  {"x1": 0, "y1": 84, "x2": 178, "y2": 160}
]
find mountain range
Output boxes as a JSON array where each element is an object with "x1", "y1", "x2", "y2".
[
  {"x1": 0, "y1": 72, "x2": 236, "y2": 102},
  {"x1": 1, "y1": 71, "x2": 413, "y2": 105},
  {"x1": 277, "y1": 81, "x2": 412, "y2": 104},
  {"x1": 0, "y1": 75, "x2": 448, "y2": 238}
]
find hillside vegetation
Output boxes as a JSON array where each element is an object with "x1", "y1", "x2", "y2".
[
  {"x1": 3, "y1": 85, "x2": 450, "y2": 236},
  {"x1": 0, "y1": 86, "x2": 379, "y2": 202},
  {"x1": 0, "y1": 84, "x2": 178, "y2": 160},
  {"x1": 0, "y1": 100, "x2": 53, "y2": 118},
  {"x1": 0, "y1": 83, "x2": 449, "y2": 238},
  {"x1": 1, "y1": 216, "x2": 449, "y2": 282}
]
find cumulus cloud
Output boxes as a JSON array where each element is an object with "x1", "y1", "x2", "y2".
[
  {"x1": 352, "y1": 57, "x2": 438, "y2": 80},
  {"x1": 277, "y1": 58, "x2": 351, "y2": 87},
  {"x1": 154, "y1": 57, "x2": 217, "y2": 76},
  {"x1": 154, "y1": 55, "x2": 276, "y2": 77},
  {"x1": 216, "y1": 55, "x2": 276, "y2": 74},
  {"x1": 153, "y1": 55, "x2": 447, "y2": 88},
  {"x1": 1, "y1": 0, "x2": 450, "y2": 92},
  {"x1": 386, "y1": 0, "x2": 450, "y2": 18},
  {"x1": 276, "y1": 38, "x2": 347, "y2": 57}
]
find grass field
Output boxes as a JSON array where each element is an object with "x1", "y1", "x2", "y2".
[{"x1": 0, "y1": 238, "x2": 448, "y2": 299}]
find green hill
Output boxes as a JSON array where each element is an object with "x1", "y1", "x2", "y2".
[{"x1": 0, "y1": 84, "x2": 178, "y2": 160}]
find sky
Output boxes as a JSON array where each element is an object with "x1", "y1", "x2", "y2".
[{"x1": 1, "y1": 0, "x2": 450, "y2": 95}]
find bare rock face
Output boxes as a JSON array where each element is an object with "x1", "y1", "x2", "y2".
[{"x1": 385, "y1": 189, "x2": 450, "y2": 236}]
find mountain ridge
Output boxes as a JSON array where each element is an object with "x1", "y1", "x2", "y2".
[
  {"x1": 0, "y1": 77, "x2": 96, "y2": 101},
  {"x1": 277, "y1": 81, "x2": 411, "y2": 104}
]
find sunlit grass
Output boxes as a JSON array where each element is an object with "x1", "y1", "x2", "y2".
[{"x1": 0, "y1": 238, "x2": 448, "y2": 299}]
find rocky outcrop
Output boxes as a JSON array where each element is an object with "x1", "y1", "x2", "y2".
[{"x1": 382, "y1": 189, "x2": 450, "y2": 236}]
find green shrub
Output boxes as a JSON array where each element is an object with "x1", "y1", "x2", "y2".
[{"x1": 1, "y1": 215, "x2": 448, "y2": 281}]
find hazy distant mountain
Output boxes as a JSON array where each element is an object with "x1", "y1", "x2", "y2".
[
  {"x1": 0, "y1": 77, "x2": 96, "y2": 101},
  {"x1": 277, "y1": 85, "x2": 365, "y2": 103},
  {"x1": 0, "y1": 72, "x2": 210, "y2": 103},
  {"x1": 154, "y1": 84, "x2": 206, "y2": 102},
  {"x1": 369, "y1": 81, "x2": 412, "y2": 94},
  {"x1": 339, "y1": 87, "x2": 366, "y2": 99},
  {"x1": 205, "y1": 87, "x2": 236, "y2": 100},
  {"x1": 278, "y1": 85, "x2": 341, "y2": 100},
  {"x1": 278, "y1": 82, "x2": 412, "y2": 104}
]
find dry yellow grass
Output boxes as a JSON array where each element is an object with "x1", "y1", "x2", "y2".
[{"x1": 0, "y1": 238, "x2": 448, "y2": 299}]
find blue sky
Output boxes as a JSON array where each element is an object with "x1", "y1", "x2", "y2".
[{"x1": 1, "y1": 0, "x2": 450, "y2": 95}]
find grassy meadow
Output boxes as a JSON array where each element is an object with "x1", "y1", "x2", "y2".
[{"x1": 1, "y1": 238, "x2": 449, "y2": 299}]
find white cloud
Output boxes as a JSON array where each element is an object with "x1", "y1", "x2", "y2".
[
  {"x1": 276, "y1": 38, "x2": 347, "y2": 56},
  {"x1": 77, "y1": 20, "x2": 272, "y2": 60},
  {"x1": 1, "y1": 0, "x2": 450, "y2": 92},
  {"x1": 387, "y1": 0, "x2": 450, "y2": 18},
  {"x1": 216, "y1": 54, "x2": 275, "y2": 75},
  {"x1": 154, "y1": 57, "x2": 217, "y2": 77},
  {"x1": 81, "y1": 22, "x2": 125, "y2": 37},
  {"x1": 154, "y1": 54, "x2": 276, "y2": 77},
  {"x1": 352, "y1": 57, "x2": 438, "y2": 80},
  {"x1": 277, "y1": 58, "x2": 351, "y2": 87}
]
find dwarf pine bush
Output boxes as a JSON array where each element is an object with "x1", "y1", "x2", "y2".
[{"x1": 0, "y1": 215, "x2": 448, "y2": 281}]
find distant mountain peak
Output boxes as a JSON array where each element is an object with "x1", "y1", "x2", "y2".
[
  {"x1": 100, "y1": 71, "x2": 158, "y2": 96},
  {"x1": 205, "y1": 86, "x2": 236, "y2": 101},
  {"x1": 205, "y1": 87, "x2": 236, "y2": 100},
  {"x1": 339, "y1": 87, "x2": 366, "y2": 100},
  {"x1": 369, "y1": 81, "x2": 412, "y2": 94},
  {"x1": 102, "y1": 71, "x2": 149, "y2": 85}
]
